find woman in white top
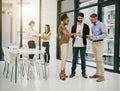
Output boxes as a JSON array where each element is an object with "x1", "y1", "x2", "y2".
[
  {"x1": 28, "y1": 21, "x2": 38, "y2": 59},
  {"x1": 41, "y1": 24, "x2": 51, "y2": 64}
]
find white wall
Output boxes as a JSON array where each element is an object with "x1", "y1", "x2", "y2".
[
  {"x1": 2, "y1": 4, "x2": 11, "y2": 47},
  {"x1": 41, "y1": 0, "x2": 57, "y2": 59},
  {"x1": 2, "y1": 14, "x2": 10, "y2": 47},
  {"x1": 22, "y1": 0, "x2": 39, "y2": 32}
]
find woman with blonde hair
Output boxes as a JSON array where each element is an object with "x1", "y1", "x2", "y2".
[{"x1": 28, "y1": 20, "x2": 38, "y2": 59}]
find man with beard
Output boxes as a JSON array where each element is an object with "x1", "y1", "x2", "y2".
[{"x1": 69, "y1": 12, "x2": 89, "y2": 78}]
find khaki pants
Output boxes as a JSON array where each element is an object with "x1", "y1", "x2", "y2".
[
  {"x1": 60, "y1": 43, "x2": 68, "y2": 70},
  {"x1": 92, "y1": 41, "x2": 104, "y2": 76}
]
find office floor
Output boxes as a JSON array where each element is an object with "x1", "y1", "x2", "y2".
[{"x1": 0, "y1": 59, "x2": 120, "y2": 91}]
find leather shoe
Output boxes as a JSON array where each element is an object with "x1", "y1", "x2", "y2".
[
  {"x1": 89, "y1": 74, "x2": 100, "y2": 78},
  {"x1": 96, "y1": 76, "x2": 105, "y2": 82},
  {"x1": 69, "y1": 73, "x2": 75, "y2": 78},
  {"x1": 82, "y1": 73, "x2": 88, "y2": 78}
]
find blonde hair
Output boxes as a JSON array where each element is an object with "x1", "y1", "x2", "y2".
[{"x1": 28, "y1": 20, "x2": 35, "y2": 26}]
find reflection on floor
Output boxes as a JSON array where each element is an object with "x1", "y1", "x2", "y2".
[{"x1": 0, "y1": 59, "x2": 120, "y2": 91}]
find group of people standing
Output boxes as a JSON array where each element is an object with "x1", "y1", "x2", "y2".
[
  {"x1": 58, "y1": 12, "x2": 107, "y2": 82},
  {"x1": 27, "y1": 21, "x2": 51, "y2": 65},
  {"x1": 26, "y1": 12, "x2": 107, "y2": 82}
]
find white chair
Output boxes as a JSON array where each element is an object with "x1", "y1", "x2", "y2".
[
  {"x1": 2, "y1": 47, "x2": 25, "y2": 82},
  {"x1": 2, "y1": 47, "x2": 8, "y2": 76},
  {"x1": 36, "y1": 51, "x2": 47, "y2": 80},
  {"x1": 26, "y1": 48, "x2": 48, "y2": 80},
  {"x1": 2, "y1": 47, "x2": 17, "y2": 81}
]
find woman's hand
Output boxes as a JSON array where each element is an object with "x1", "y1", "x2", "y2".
[{"x1": 68, "y1": 33, "x2": 76, "y2": 37}]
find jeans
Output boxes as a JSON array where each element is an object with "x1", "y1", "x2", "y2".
[
  {"x1": 42, "y1": 42, "x2": 50, "y2": 63},
  {"x1": 71, "y1": 47, "x2": 86, "y2": 74}
]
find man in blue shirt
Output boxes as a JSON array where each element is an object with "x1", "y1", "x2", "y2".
[{"x1": 88, "y1": 13, "x2": 107, "y2": 82}]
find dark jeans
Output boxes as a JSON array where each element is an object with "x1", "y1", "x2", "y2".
[
  {"x1": 71, "y1": 47, "x2": 86, "y2": 74},
  {"x1": 42, "y1": 42, "x2": 50, "y2": 63},
  {"x1": 28, "y1": 40, "x2": 36, "y2": 59}
]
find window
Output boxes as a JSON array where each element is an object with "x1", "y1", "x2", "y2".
[
  {"x1": 102, "y1": 5, "x2": 115, "y2": 69},
  {"x1": 61, "y1": 0, "x2": 74, "y2": 12},
  {"x1": 80, "y1": 6, "x2": 98, "y2": 27},
  {"x1": 79, "y1": 6, "x2": 98, "y2": 65},
  {"x1": 79, "y1": 0, "x2": 98, "y2": 7}
]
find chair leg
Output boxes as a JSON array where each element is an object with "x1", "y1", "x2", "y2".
[
  {"x1": 22, "y1": 63, "x2": 25, "y2": 77},
  {"x1": 36, "y1": 63, "x2": 39, "y2": 76},
  {"x1": 41, "y1": 64, "x2": 45, "y2": 79},
  {"x1": 38, "y1": 64, "x2": 41, "y2": 78},
  {"x1": 6, "y1": 64, "x2": 9, "y2": 78},
  {"x1": 15, "y1": 59, "x2": 18, "y2": 83},
  {"x1": 11, "y1": 65, "x2": 14, "y2": 82},
  {"x1": 44, "y1": 64, "x2": 47, "y2": 80},
  {"x1": 24, "y1": 63, "x2": 27, "y2": 75},
  {"x1": 27, "y1": 64, "x2": 30, "y2": 80},
  {"x1": 3, "y1": 62, "x2": 6, "y2": 75},
  {"x1": 18, "y1": 64, "x2": 21, "y2": 77}
]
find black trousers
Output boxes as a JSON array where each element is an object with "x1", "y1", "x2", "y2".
[
  {"x1": 28, "y1": 40, "x2": 36, "y2": 59},
  {"x1": 42, "y1": 42, "x2": 50, "y2": 63}
]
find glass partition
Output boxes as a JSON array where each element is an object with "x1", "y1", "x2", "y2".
[
  {"x1": 79, "y1": 0, "x2": 98, "y2": 7},
  {"x1": 102, "y1": 5, "x2": 115, "y2": 69},
  {"x1": 61, "y1": 0, "x2": 74, "y2": 12}
]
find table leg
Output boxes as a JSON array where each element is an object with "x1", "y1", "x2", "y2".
[{"x1": 15, "y1": 57, "x2": 17, "y2": 83}]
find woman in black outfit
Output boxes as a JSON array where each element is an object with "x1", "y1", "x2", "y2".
[{"x1": 41, "y1": 24, "x2": 51, "y2": 65}]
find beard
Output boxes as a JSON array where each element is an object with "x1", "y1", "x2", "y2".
[{"x1": 78, "y1": 20, "x2": 83, "y2": 23}]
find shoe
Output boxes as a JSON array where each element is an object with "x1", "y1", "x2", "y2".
[
  {"x1": 96, "y1": 76, "x2": 105, "y2": 82},
  {"x1": 59, "y1": 70, "x2": 67, "y2": 80},
  {"x1": 69, "y1": 73, "x2": 75, "y2": 78},
  {"x1": 82, "y1": 73, "x2": 88, "y2": 78},
  {"x1": 59, "y1": 73, "x2": 68, "y2": 80},
  {"x1": 59, "y1": 73, "x2": 66, "y2": 80},
  {"x1": 89, "y1": 74, "x2": 100, "y2": 78}
]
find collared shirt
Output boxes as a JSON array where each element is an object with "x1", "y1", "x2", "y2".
[
  {"x1": 73, "y1": 22, "x2": 84, "y2": 47},
  {"x1": 91, "y1": 21, "x2": 107, "y2": 40}
]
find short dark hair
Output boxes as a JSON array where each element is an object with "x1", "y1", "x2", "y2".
[
  {"x1": 78, "y1": 12, "x2": 84, "y2": 17},
  {"x1": 61, "y1": 14, "x2": 68, "y2": 21},
  {"x1": 90, "y1": 13, "x2": 98, "y2": 18}
]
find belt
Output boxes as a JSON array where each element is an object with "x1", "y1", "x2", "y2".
[{"x1": 93, "y1": 39, "x2": 103, "y2": 42}]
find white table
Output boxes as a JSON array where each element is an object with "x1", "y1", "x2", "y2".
[{"x1": 9, "y1": 48, "x2": 46, "y2": 83}]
